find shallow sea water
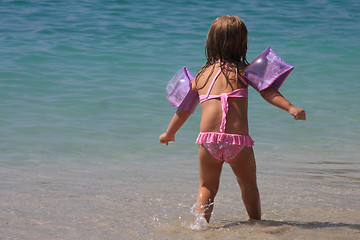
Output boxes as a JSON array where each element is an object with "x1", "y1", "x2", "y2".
[
  {"x1": 1, "y1": 159, "x2": 359, "y2": 239},
  {"x1": 0, "y1": 0, "x2": 359, "y2": 239}
]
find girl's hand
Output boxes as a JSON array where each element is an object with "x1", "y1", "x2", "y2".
[
  {"x1": 159, "y1": 132, "x2": 175, "y2": 145},
  {"x1": 289, "y1": 106, "x2": 306, "y2": 120}
]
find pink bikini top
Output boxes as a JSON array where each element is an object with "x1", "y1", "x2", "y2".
[{"x1": 199, "y1": 68, "x2": 248, "y2": 133}]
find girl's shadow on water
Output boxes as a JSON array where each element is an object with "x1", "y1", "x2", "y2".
[{"x1": 218, "y1": 219, "x2": 360, "y2": 231}]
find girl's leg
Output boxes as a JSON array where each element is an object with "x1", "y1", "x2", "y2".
[
  {"x1": 196, "y1": 144, "x2": 224, "y2": 223},
  {"x1": 229, "y1": 147, "x2": 261, "y2": 220}
]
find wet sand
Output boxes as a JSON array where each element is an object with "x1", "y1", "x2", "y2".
[{"x1": 1, "y1": 156, "x2": 359, "y2": 240}]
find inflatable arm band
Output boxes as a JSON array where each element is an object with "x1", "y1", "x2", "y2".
[
  {"x1": 165, "y1": 47, "x2": 293, "y2": 112},
  {"x1": 165, "y1": 67, "x2": 199, "y2": 114},
  {"x1": 242, "y1": 47, "x2": 294, "y2": 92}
]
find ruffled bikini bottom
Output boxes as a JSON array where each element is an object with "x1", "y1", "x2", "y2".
[{"x1": 196, "y1": 132, "x2": 254, "y2": 163}]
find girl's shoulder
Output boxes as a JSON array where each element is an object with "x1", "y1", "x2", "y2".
[
  {"x1": 193, "y1": 64, "x2": 217, "y2": 91},
  {"x1": 196, "y1": 64, "x2": 220, "y2": 81}
]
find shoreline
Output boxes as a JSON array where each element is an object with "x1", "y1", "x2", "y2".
[{"x1": 1, "y1": 156, "x2": 359, "y2": 240}]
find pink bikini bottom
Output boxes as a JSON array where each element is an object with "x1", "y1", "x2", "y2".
[{"x1": 196, "y1": 132, "x2": 254, "y2": 163}]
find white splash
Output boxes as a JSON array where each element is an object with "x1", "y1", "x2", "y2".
[{"x1": 189, "y1": 203, "x2": 209, "y2": 231}]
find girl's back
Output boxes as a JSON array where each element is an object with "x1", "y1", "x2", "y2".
[{"x1": 194, "y1": 63, "x2": 249, "y2": 135}]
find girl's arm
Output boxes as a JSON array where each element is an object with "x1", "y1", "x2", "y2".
[
  {"x1": 159, "y1": 109, "x2": 191, "y2": 145},
  {"x1": 260, "y1": 86, "x2": 306, "y2": 120}
]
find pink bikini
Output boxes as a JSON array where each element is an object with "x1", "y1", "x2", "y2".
[
  {"x1": 166, "y1": 48, "x2": 295, "y2": 162},
  {"x1": 196, "y1": 68, "x2": 254, "y2": 163}
]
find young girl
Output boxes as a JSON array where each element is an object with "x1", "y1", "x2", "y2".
[{"x1": 159, "y1": 15, "x2": 306, "y2": 225}]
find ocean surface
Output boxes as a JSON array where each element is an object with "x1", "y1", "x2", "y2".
[{"x1": 0, "y1": 0, "x2": 359, "y2": 239}]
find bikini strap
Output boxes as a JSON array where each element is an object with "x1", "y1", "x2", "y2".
[
  {"x1": 205, "y1": 68, "x2": 222, "y2": 97},
  {"x1": 217, "y1": 61, "x2": 248, "y2": 87}
]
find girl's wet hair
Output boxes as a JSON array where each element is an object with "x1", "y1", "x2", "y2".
[
  {"x1": 196, "y1": 15, "x2": 249, "y2": 89},
  {"x1": 205, "y1": 15, "x2": 248, "y2": 65}
]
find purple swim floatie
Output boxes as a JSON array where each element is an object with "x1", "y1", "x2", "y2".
[
  {"x1": 166, "y1": 47, "x2": 294, "y2": 112},
  {"x1": 243, "y1": 47, "x2": 294, "y2": 92},
  {"x1": 166, "y1": 67, "x2": 199, "y2": 114}
]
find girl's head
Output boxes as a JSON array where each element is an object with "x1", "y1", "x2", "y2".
[{"x1": 205, "y1": 15, "x2": 248, "y2": 65}]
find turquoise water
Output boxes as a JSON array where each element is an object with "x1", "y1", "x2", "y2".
[
  {"x1": 1, "y1": 0, "x2": 359, "y2": 239},
  {"x1": 1, "y1": 0, "x2": 359, "y2": 164}
]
